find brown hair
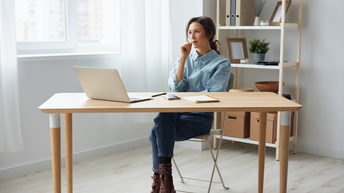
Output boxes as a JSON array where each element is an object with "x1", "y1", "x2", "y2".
[{"x1": 185, "y1": 16, "x2": 221, "y2": 54}]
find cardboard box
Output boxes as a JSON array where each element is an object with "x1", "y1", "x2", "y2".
[
  {"x1": 250, "y1": 112, "x2": 277, "y2": 143},
  {"x1": 222, "y1": 112, "x2": 250, "y2": 138}
]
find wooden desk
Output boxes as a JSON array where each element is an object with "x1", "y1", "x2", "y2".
[{"x1": 39, "y1": 92, "x2": 301, "y2": 193}]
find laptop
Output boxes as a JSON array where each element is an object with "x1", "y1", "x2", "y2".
[{"x1": 74, "y1": 66, "x2": 152, "y2": 103}]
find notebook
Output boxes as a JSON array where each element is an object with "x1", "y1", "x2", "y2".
[{"x1": 74, "y1": 66, "x2": 152, "y2": 103}]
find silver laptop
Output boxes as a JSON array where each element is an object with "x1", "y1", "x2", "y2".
[{"x1": 74, "y1": 66, "x2": 152, "y2": 103}]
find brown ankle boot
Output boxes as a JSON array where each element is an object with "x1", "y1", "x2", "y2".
[
  {"x1": 150, "y1": 174, "x2": 160, "y2": 193},
  {"x1": 159, "y1": 163, "x2": 176, "y2": 193}
]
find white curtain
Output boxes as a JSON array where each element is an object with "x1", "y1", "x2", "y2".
[
  {"x1": 0, "y1": 0, "x2": 23, "y2": 152},
  {"x1": 120, "y1": 0, "x2": 171, "y2": 91},
  {"x1": 120, "y1": 0, "x2": 172, "y2": 122}
]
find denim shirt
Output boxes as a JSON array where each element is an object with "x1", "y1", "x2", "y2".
[{"x1": 168, "y1": 49, "x2": 231, "y2": 92}]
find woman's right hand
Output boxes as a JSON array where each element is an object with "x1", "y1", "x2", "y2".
[
  {"x1": 176, "y1": 42, "x2": 192, "y2": 83},
  {"x1": 180, "y1": 42, "x2": 192, "y2": 58}
]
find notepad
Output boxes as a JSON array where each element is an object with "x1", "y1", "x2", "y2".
[{"x1": 183, "y1": 95, "x2": 220, "y2": 103}]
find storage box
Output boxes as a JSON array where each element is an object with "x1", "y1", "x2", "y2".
[
  {"x1": 222, "y1": 112, "x2": 250, "y2": 138},
  {"x1": 250, "y1": 112, "x2": 277, "y2": 143}
]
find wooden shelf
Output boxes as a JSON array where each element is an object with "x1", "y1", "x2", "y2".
[
  {"x1": 217, "y1": 135, "x2": 277, "y2": 148},
  {"x1": 231, "y1": 62, "x2": 298, "y2": 69},
  {"x1": 232, "y1": 63, "x2": 279, "y2": 70},
  {"x1": 216, "y1": 0, "x2": 302, "y2": 160},
  {"x1": 218, "y1": 23, "x2": 299, "y2": 30},
  {"x1": 216, "y1": 135, "x2": 296, "y2": 148}
]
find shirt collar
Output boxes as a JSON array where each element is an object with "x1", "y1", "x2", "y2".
[{"x1": 190, "y1": 49, "x2": 218, "y2": 63}]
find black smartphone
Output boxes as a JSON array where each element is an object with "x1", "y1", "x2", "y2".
[{"x1": 163, "y1": 94, "x2": 180, "y2": 100}]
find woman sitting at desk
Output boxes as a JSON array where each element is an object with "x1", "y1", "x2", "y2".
[{"x1": 149, "y1": 16, "x2": 231, "y2": 193}]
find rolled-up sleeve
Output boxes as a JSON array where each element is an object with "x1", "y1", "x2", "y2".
[{"x1": 168, "y1": 57, "x2": 187, "y2": 92}]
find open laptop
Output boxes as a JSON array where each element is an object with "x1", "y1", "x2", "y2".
[{"x1": 74, "y1": 66, "x2": 152, "y2": 103}]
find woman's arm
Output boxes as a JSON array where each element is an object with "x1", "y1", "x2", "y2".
[{"x1": 176, "y1": 43, "x2": 192, "y2": 83}]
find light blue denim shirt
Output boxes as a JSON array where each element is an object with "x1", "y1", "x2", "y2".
[{"x1": 168, "y1": 49, "x2": 231, "y2": 92}]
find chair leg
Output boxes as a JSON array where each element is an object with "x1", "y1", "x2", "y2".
[
  {"x1": 206, "y1": 138, "x2": 229, "y2": 193},
  {"x1": 172, "y1": 157, "x2": 184, "y2": 183}
]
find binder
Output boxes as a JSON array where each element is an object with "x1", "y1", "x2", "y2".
[
  {"x1": 226, "y1": 0, "x2": 255, "y2": 26},
  {"x1": 225, "y1": 0, "x2": 231, "y2": 26},
  {"x1": 230, "y1": 0, "x2": 236, "y2": 26},
  {"x1": 225, "y1": 0, "x2": 236, "y2": 26},
  {"x1": 236, "y1": 0, "x2": 255, "y2": 26}
]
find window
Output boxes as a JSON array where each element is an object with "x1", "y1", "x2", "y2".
[{"x1": 15, "y1": 0, "x2": 120, "y2": 55}]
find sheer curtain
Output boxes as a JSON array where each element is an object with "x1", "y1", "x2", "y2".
[
  {"x1": 120, "y1": 0, "x2": 171, "y2": 122},
  {"x1": 120, "y1": 0, "x2": 171, "y2": 91},
  {"x1": 0, "y1": 0, "x2": 23, "y2": 152}
]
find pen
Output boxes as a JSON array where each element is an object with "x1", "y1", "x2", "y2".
[{"x1": 152, "y1": 92, "x2": 167, "y2": 97}]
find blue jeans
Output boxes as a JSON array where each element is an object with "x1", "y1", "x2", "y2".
[{"x1": 149, "y1": 112, "x2": 214, "y2": 173}]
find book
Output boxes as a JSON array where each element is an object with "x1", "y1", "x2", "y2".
[{"x1": 183, "y1": 95, "x2": 220, "y2": 103}]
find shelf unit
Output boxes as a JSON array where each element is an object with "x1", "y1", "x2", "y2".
[{"x1": 215, "y1": 0, "x2": 302, "y2": 160}]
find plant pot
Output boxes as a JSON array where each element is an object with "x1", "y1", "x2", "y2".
[{"x1": 253, "y1": 53, "x2": 265, "y2": 64}]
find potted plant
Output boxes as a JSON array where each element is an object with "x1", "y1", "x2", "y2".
[{"x1": 248, "y1": 38, "x2": 270, "y2": 63}]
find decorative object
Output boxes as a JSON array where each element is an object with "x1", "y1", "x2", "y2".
[
  {"x1": 254, "y1": 17, "x2": 260, "y2": 26},
  {"x1": 260, "y1": 20, "x2": 269, "y2": 26},
  {"x1": 270, "y1": 1, "x2": 292, "y2": 26},
  {"x1": 254, "y1": 81, "x2": 284, "y2": 93},
  {"x1": 251, "y1": 0, "x2": 266, "y2": 26},
  {"x1": 248, "y1": 38, "x2": 270, "y2": 63},
  {"x1": 240, "y1": 59, "x2": 249, "y2": 64},
  {"x1": 226, "y1": 38, "x2": 248, "y2": 63}
]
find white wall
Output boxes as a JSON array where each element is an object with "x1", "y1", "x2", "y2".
[
  {"x1": 0, "y1": 55, "x2": 155, "y2": 180},
  {"x1": 293, "y1": 0, "x2": 344, "y2": 158},
  {"x1": 0, "y1": 0, "x2": 344, "y2": 181}
]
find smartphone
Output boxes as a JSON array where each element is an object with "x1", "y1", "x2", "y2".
[{"x1": 163, "y1": 94, "x2": 181, "y2": 100}]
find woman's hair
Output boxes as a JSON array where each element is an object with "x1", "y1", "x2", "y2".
[{"x1": 185, "y1": 16, "x2": 221, "y2": 55}]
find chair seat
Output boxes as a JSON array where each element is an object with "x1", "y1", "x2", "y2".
[{"x1": 188, "y1": 129, "x2": 222, "y2": 141}]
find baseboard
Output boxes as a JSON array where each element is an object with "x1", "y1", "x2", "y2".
[
  {"x1": 297, "y1": 142, "x2": 344, "y2": 160},
  {"x1": 0, "y1": 138, "x2": 150, "y2": 181}
]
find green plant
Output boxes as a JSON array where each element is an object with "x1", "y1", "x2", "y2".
[{"x1": 248, "y1": 38, "x2": 270, "y2": 53}]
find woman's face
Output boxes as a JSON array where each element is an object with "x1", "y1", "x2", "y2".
[{"x1": 187, "y1": 22, "x2": 209, "y2": 51}]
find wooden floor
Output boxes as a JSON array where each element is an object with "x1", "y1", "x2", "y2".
[{"x1": 1, "y1": 142, "x2": 344, "y2": 193}]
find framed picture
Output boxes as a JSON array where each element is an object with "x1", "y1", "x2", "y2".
[
  {"x1": 269, "y1": 1, "x2": 292, "y2": 26},
  {"x1": 226, "y1": 38, "x2": 248, "y2": 63}
]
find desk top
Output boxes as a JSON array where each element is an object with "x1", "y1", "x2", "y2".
[{"x1": 39, "y1": 92, "x2": 301, "y2": 114}]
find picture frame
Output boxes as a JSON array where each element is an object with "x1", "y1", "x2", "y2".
[
  {"x1": 226, "y1": 38, "x2": 248, "y2": 63},
  {"x1": 269, "y1": 1, "x2": 292, "y2": 26}
]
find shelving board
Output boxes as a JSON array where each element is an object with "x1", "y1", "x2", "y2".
[
  {"x1": 232, "y1": 64, "x2": 279, "y2": 70},
  {"x1": 216, "y1": 135, "x2": 296, "y2": 148},
  {"x1": 216, "y1": 135, "x2": 277, "y2": 148},
  {"x1": 218, "y1": 23, "x2": 299, "y2": 30},
  {"x1": 232, "y1": 62, "x2": 298, "y2": 69}
]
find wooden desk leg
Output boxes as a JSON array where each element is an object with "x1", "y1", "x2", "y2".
[
  {"x1": 258, "y1": 112, "x2": 267, "y2": 193},
  {"x1": 280, "y1": 112, "x2": 291, "y2": 193},
  {"x1": 49, "y1": 114, "x2": 61, "y2": 193},
  {"x1": 64, "y1": 113, "x2": 73, "y2": 193}
]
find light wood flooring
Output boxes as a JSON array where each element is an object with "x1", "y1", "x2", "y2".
[{"x1": 1, "y1": 142, "x2": 344, "y2": 193}]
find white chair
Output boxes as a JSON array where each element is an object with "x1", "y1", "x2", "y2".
[{"x1": 172, "y1": 73, "x2": 234, "y2": 193}]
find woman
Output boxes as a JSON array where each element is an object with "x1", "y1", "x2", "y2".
[{"x1": 149, "y1": 16, "x2": 231, "y2": 193}]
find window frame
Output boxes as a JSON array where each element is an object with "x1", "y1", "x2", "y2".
[{"x1": 16, "y1": 0, "x2": 120, "y2": 55}]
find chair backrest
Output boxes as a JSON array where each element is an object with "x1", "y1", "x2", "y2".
[{"x1": 228, "y1": 73, "x2": 234, "y2": 91}]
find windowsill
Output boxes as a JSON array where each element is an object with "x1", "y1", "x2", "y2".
[{"x1": 17, "y1": 51, "x2": 120, "y2": 59}]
